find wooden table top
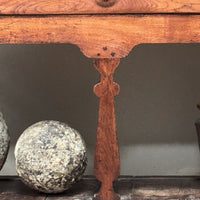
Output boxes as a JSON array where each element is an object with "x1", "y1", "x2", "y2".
[
  {"x1": 0, "y1": 176, "x2": 200, "y2": 200},
  {"x1": 0, "y1": 0, "x2": 200, "y2": 15}
]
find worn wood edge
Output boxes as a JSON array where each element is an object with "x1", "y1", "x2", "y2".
[
  {"x1": 0, "y1": 15, "x2": 200, "y2": 58},
  {"x1": 1, "y1": 0, "x2": 200, "y2": 15}
]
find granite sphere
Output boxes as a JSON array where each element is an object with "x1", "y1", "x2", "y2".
[
  {"x1": 15, "y1": 121, "x2": 87, "y2": 193},
  {"x1": 0, "y1": 112, "x2": 10, "y2": 170}
]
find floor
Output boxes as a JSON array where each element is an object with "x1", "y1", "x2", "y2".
[{"x1": 0, "y1": 176, "x2": 200, "y2": 200}]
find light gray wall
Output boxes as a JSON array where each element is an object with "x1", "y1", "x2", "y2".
[{"x1": 0, "y1": 44, "x2": 200, "y2": 176}]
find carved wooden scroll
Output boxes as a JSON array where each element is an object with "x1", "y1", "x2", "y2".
[{"x1": 93, "y1": 59, "x2": 120, "y2": 200}]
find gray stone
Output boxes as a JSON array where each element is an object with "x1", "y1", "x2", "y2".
[
  {"x1": 15, "y1": 120, "x2": 87, "y2": 193},
  {"x1": 0, "y1": 112, "x2": 10, "y2": 170}
]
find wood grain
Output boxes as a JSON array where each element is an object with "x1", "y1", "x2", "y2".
[
  {"x1": 1, "y1": 0, "x2": 200, "y2": 14},
  {"x1": 93, "y1": 59, "x2": 120, "y2": 200},
  {"x1": 0, "y1": 193, "x2": 46, "y2": 200},
  {"x1": 132, "y1": 177, "x2": 200, "y2": 200},
  {"x1": 1, "y1": 176, "x2": 200, "y2": 199},
  {"x1": 0, "y1": 15, "x2": 200, "y2": 58}
]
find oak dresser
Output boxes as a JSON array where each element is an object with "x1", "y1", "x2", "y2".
[{"x1": 0, "y1": 0, "x2": 200, "y2": 199}]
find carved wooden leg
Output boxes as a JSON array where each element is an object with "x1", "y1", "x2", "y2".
[{"x1": 93, "y1": 58, "x2": 120, "y2": 200}]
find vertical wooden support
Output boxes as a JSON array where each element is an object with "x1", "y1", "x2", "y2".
[{"x1": 93, "y1": 58, "x2": 120, "y2": 200}]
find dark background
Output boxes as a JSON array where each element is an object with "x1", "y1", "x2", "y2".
[{"x1": 0, "y1": 44, "x2": 200, "y2": 175}]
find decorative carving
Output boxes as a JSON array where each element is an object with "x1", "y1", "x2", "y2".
[{"x1": 93, "y1": 58, "x2": 120, "y2": 200}]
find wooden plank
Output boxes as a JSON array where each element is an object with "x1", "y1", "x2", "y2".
[
  {"x1": 0, "y1": 177, "x2": 46, "y2": 200},
  {"x1": 0, "y1": 193, "x2": 46, "y2": 200},
  {"x1": 1, "y1": 0, "x2": 200, "y2": 15},
  {"x1": 0, "y1": 15, "x2": 200, "y2": 58},
  {"x1": 1, "y1": 176, "x2": 200, "y2": 199},
  {"x1": 132, "y1": 177, "x2": 200, "y2": 199}
]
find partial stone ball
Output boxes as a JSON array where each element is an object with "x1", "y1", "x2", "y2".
[
  {"x1": 15, "y1": 121, "x2": 87, "y2": 193},
  {"x1": 0, "y1": 112, "x2": 10, "y2": 170}
]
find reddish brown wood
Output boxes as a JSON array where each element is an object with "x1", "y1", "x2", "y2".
[
  {"x1": 0, "y1": 15, "x2": 200, "y2": 58},
  {"x1": 1, "y1": 0, "x2": 200, "y2": 14},
  {"x1": 93, "y1": 59, "x2": 120, "y2": 200}
]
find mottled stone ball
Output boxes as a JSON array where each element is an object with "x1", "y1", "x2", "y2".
[
  {"x1": 0, "y1": 112, "x2": 10, "y2": 170},
  {"x1": 15, "y1": 121, "x2": 87, "y2": 193}
]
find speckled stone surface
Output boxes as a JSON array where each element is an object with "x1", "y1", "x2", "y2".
[
  {"x1": 15, "y1": 121, "x2": 87, "y2": 193},
  {"x1": 0, "y1": 112, "x2": 10, "y2": 170}
]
